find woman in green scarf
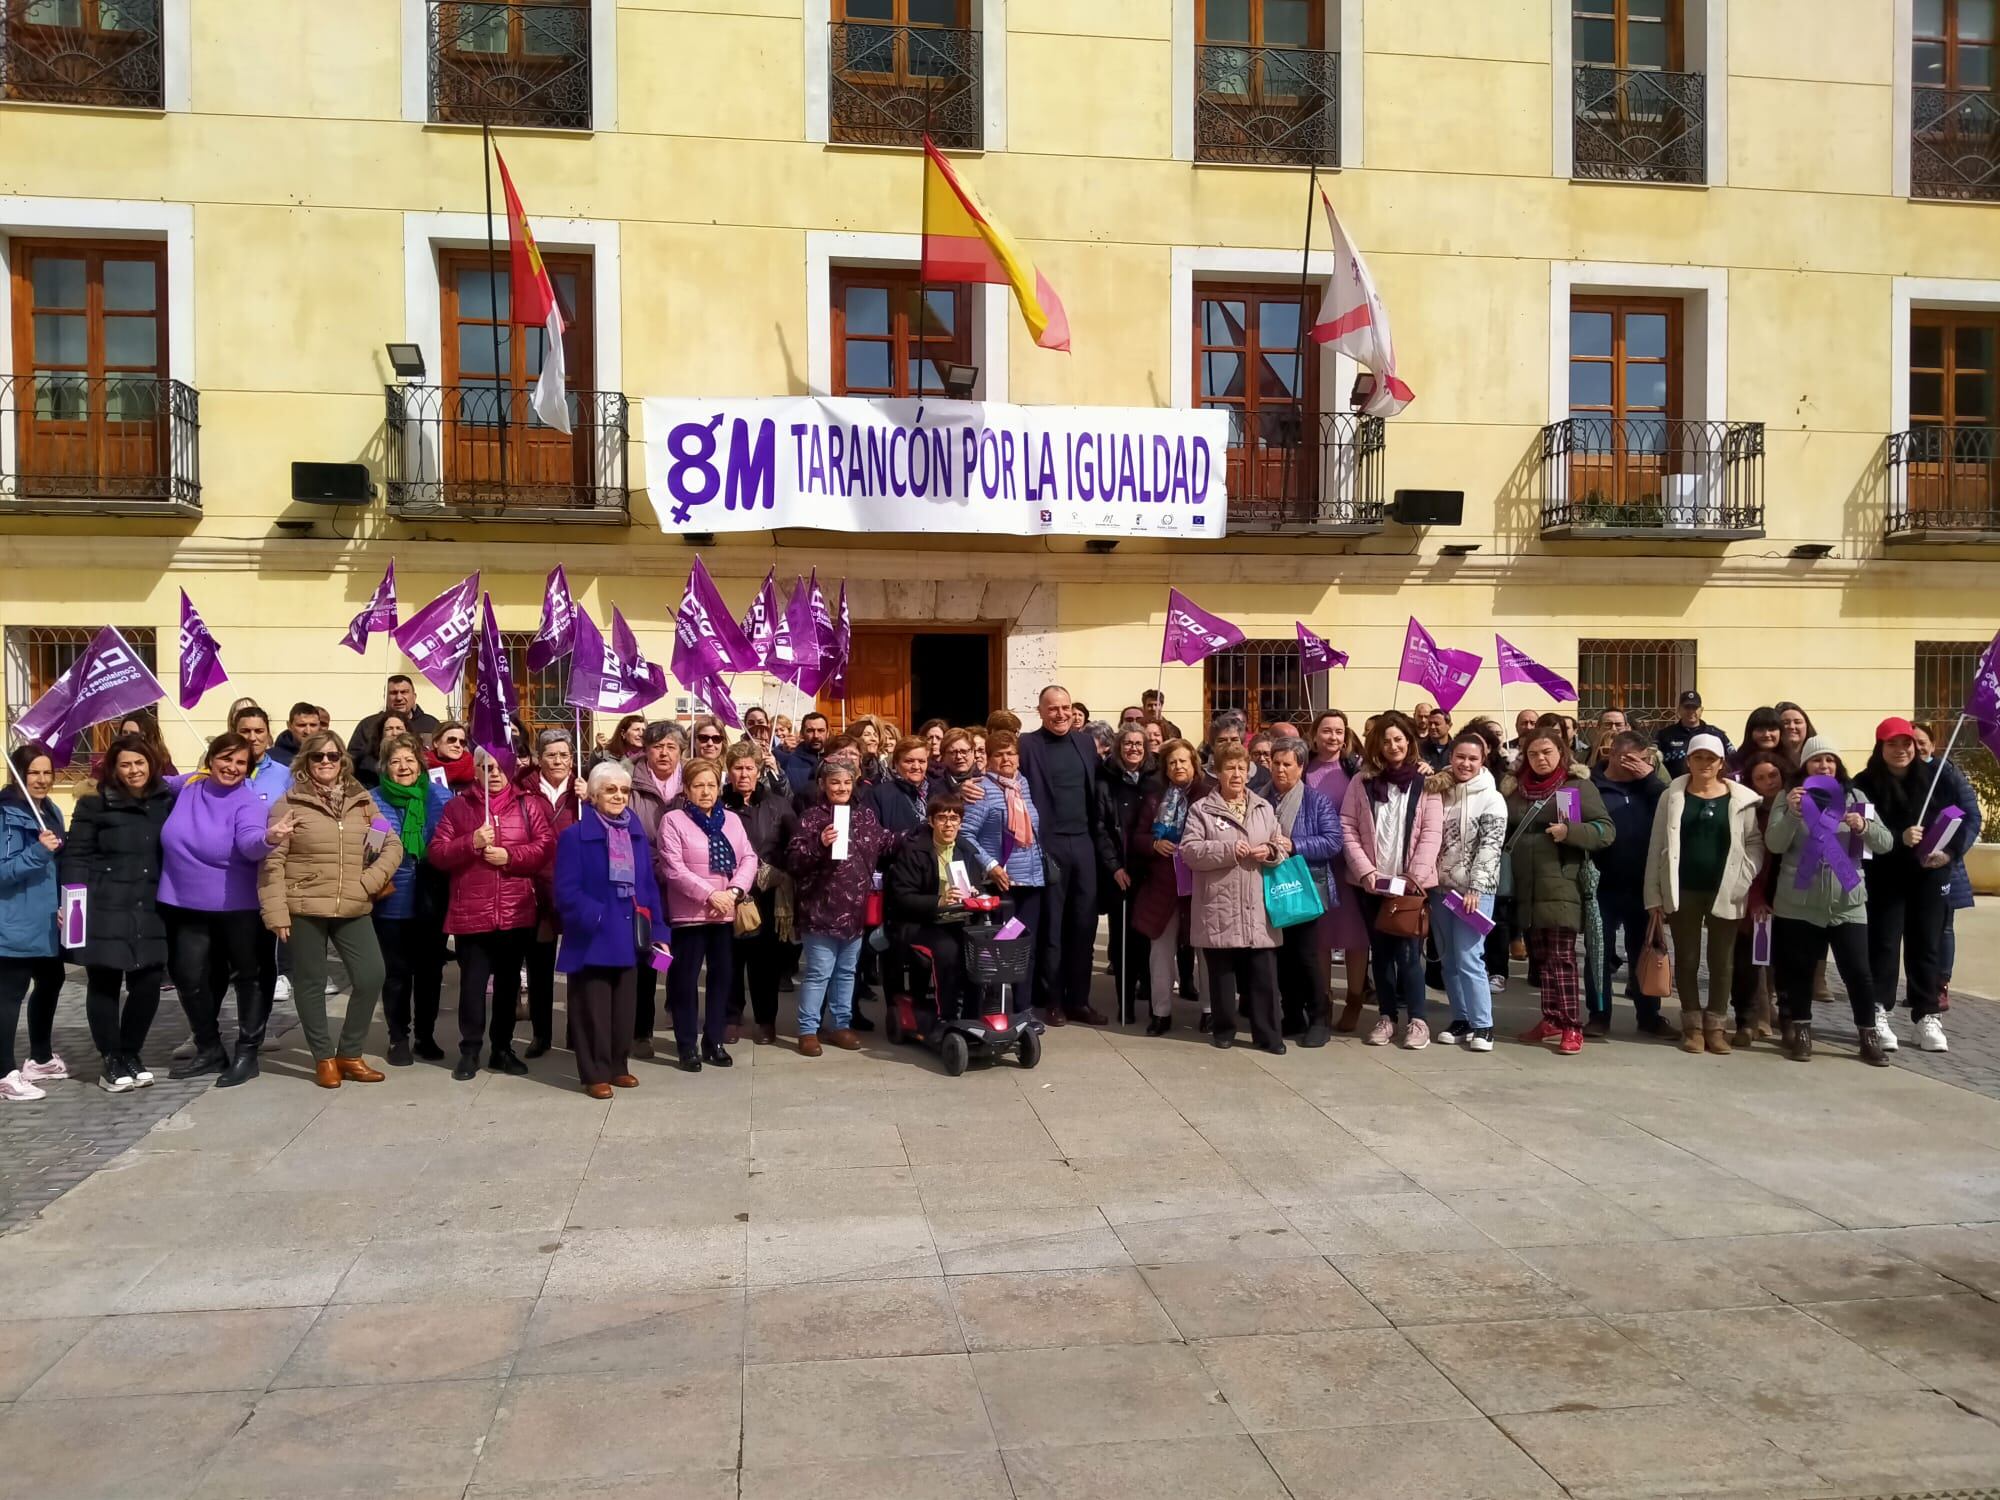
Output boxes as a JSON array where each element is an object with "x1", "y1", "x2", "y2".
[{"x1": 369, "y1": 735, "x2": 453, "y2": 1066}]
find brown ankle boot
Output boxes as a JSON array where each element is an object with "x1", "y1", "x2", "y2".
[
  {"x1": 1732, "y1": 1019, "x2": 1755, "y2": 1049},
  {"x1": 1335, "y1": 998, "x2": 1365, "y2": 1034},
  {"x1": 1679, "y1": 1014, "x2": 1705, "y2": 1054},
  {"x1": 1703, "y1": 1017, "x2": 1731, "y2": 1055},
  {"x1": 313, "y1": 1059, "x2": 342, "y2": 1088},
  {"x1": 799, "y1": 1034, "x2": 822, "y2": 1057},
  {"x1": 827, "y1": 1028, "x2": 861, "y2": 1051},
  {"x1": 335, "y1": 1057, "x2": 385, "y2": 1083}
]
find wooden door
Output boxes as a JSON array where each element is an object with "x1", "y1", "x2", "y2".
[{"x1": 818, "y1": 629, "x2": 912, "y2": 728}]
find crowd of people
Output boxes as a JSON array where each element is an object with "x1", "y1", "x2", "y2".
[{"x1": 0, "y1": 672, "x2": 1982, "y2": 1101}]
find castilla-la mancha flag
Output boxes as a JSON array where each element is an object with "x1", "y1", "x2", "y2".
[
  {"x1": 921, "y1": 136, "x2": 1070, "y2": 353},
  {"x1": 1310, "y1": 191, "x2": 1414, "y2": 419},
  {"x1": 494, "y1": 149, "x2": 572, "y2": 435}
]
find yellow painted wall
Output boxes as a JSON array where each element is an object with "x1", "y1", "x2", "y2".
[{"x1": 0, "y1": 0, "x2": 1996, "y2": 831}]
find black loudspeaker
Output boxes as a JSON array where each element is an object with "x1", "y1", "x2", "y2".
[
  {"x1": 1390, "y1": 488, "x2": 1464, "y2": 526},
  {"x1": 291, "y1": 461, "x2": 374, "y2": 505}
]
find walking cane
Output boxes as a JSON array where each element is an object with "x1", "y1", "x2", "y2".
[{"x1": 1120, "y1": 897, "x2": 1133, "y2": 1028}]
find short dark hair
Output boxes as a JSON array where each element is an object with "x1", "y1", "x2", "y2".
[
  {"x1": 203, "y1": 731, "x2": 255, "y2": 769},
  {"x1": 1611, "y1": 731, "x2": 1650, "y2": 756},
  {"x1": 9, "y1": 742, "x2": 55, "y2": 780},
  {"x1": 230, "y1": 704, "x2": 269, "y2": 731},
  {"x1": 800, "y1": 711, "x2": 829, "y2": 731},
  {"x1": 97, "y1": 732, "x2": 162, "y2": 796},
  {"x1": 288, "y1": 702, "x2": 319, "y2": 723},
  {"x1": 928, "y1": 796, "x2": 966, "y2": 820},
  {"x1": 387, "y1": 674, "x2": 414, "y2": 688}
]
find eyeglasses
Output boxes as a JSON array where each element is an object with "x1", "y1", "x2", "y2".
[{"x1": 307, "y1": 751, "x2": 343, "y2": 764}]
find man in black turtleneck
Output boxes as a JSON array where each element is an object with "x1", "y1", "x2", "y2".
[{"x1": 1020, "y1": 685, "x2": 1108, "y2": 1025}]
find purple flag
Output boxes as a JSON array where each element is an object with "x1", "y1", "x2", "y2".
[
  {"x1": 795, "y1": 571, "x2": 837, "y2": 697},
  {"x1": 826, "y1": 580, "x2": 852, "y2": 702},
  {"x1": 696, "y1": 558, "x2": 760, "y2": 673},
  {"x1": 1496, "y1": 636, "x2": 1576, "y2": 702},
  {"x1": 1966, "y1": 626, "x2": 2000, "y2": 758},
  {"x1": 612, "y1": 608, "x2": 669, "y2": 705},
  {"x1": 1160, "y1": 588, "x2": 1245, "y2": 666},
  {"x1": 566, "y1": 611, "x2": 663, "y2": 714},
  {"x1": 392, "y1": 572, "x2": 480, "y2": 695},
  {"x1": 178, "y1": 590, "x2": 229, "y2": 710},
  {"x1": 341, "y1": 562, "x2": 398, "y2": 655},
  {"x1": 1398, "y1": 618, "x2": 1481, "y2": 713},
  {"x1": 1296, "y1": 621, "x2": 1348, "y2": 676},
  {"x1": 693, "y1": 675, "x2": 742, "y2": 729},
  {"x1": 13, "y1": 626, "x2": 166, "y2": 764},
  {"x1": 525, "y1": 565, "x2": 577, "y2": 672},
  {"x1": 772, "y1": 574, "x2": 810, "y2": 686},
  {"x1": 469, "y1": 594, "x2": 518, "y2": 760},
  {"x1": 740, "y1": 569, "x2": 780, "y2": 670}
]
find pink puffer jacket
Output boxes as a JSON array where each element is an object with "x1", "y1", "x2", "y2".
[{"x1": 430, "y1": 784, "x2": 555, "y2": 934}]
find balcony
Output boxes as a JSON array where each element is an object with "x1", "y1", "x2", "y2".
[
  {"x1": 1, "y1": 374, "x2": 199, "y2": 516},
  {"x1": 1538, "y1": 417, "x2": 1764, "y2": 538},
  {"x1": 428, "y1": 0, "x2": 591, "y2": 131},
  {"x1": 828, "y1": 22, "x2": 980, "y2": 150},
  {"x1": 384, "y1": 384, "x2": 628, "y2": 523},
  {"x1": 1887, "y1": 426, "x2": 2000, "y2": 541},
  {"x1": 1224, "y1": 411, "x2": 1384, "y2": 534},
  {"x1": 1913, "y1": 86, "x2": 2000, "y2": 202},
  {"x1": 0, "y1": 0, "x2": 164, "y2": 109},
  {"x1": 1194, "y1": 44, "x2": 1339, "y2": 167},
  {"x1": 1573, "y1": 65, "x2": 1706, "y2": 184}
]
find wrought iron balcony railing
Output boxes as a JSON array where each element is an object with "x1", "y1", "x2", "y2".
[
  {"x1": 828, "y1": 22, "x2": 981, "y2": 150},
  {"x1": 1573, "y1": 65, "x2": 1706, "y2": 184},
  {"x1": 384, "y1": 383, "x2": 628, "y2": 522},
  {"x1": 1, "y1": 374, "x2": 199, "y2": 514},
  {"x1": 1223, "y1": 411, "x2": 1384, "y2": 532},
  {"x1": 428, "y1": 0, "x2": 591, "y2": 131},
  {"x1": 1194, "y1": 43, "x2": 1339, "y2": 167},
  {"x1": 1539, "y1": 417, "x2": 1764, "y2": 536},
  {"x1": 1887, "y1": 425, "x2": 2000, "y2": 538},
  {"x1": 0, "y1": 0, "x2": 164, "y2": 109},
  {"x1": 1913, "y1": 86, "x2": 2000, "y2": 202}
]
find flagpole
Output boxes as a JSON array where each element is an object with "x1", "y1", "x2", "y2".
[
  {"x1": 914, "y1": 77, "x2": 937, "y2": 412},
  {"x1": 1918, "y1": 713, "x2": 1968, "y2": 824},
  {"x1": 481, "y1": 122, "x2": 509, "y2": 488},
  {"x1": 1278, "y1": 160, "x2": 1319, "y2": 523}
]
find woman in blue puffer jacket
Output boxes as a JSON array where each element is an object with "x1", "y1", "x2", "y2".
[
  {"x1": 1268, "y1": 733, "x2": 1343, "y2": 1047},
  {"x1": 2, "y1": 742, "x2": 68, "y2": 1102},
  {"x1": 369, "y1": 734, "x2": 453, "y2": 1067}
]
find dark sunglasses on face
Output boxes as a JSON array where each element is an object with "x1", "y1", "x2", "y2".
[
  {"x1": 307, "y1": 751, "x2": 342, "y2": 764},
  {"x1": 696, "y1": 734, "x2": 724, "y2": 745}
]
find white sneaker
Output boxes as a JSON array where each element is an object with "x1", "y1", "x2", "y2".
[
  {"x1": 20, "y1": 1053, "x2": 67, "y2": 1083},
  {"x1": 1489, "y1": 974, "x2": 1507, "y2": 993},
  {"x1": 129, "y1": 1056, "x2": 155, "y2": 1087},
  {"x1": 1872, "y1": 1007, "x2": 1899, "y2": 1053},
  {"x1": 1916, "y1": 1015, "x2": 1948, "y2": 1053},
  {"x1": 0, "y1": 1070, "x2": 47, "y2": 1102},
  {"x1": 98, "y1": 1058, "x2": 137, "y2": 1093},
  {"x1": 326, "y1": 977, "x2": 339, "y2": 997},
  {"x1": 274, "y1": 974, "x2": 293, "y2": 1004},
  {"x1": 1467, "y1": 1029, "x2": 1495, "y2": 1052}
]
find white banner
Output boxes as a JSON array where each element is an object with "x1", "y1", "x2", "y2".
[{"x1": 645, "y1": 396, "x2": 1230, "y2": 538}]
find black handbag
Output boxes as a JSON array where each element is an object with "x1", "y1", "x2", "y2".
[{"x1": 634, "y1": 903, "x2": 653, "y2": 958}]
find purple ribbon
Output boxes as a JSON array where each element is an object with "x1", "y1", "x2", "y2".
[{"x1": 1793, "y1": 775, "x2": 1861, "y2": 896}]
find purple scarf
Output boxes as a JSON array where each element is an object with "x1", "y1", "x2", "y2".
[
  {"x1": 597, "y1": 806, "x2": 635, "y2": 896},
  {"x1": 1794, "y1": 776, "x2": 1861, "y2": 895}
]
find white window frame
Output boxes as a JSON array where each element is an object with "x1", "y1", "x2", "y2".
[
  {"x1": 1172, "y1": 0, "x2": 1362, "y2": 167},
  {"x1": 1890, "y1": 276, "x2": 2000, "y2": 432},
  {"x1": 805, "y1": 0, "x2": 1008, "y2": 151},
  {"x1": 805, "y1": 230, "x2": 1010, "y2": 401},
  {"x1": 1552, "y1": 0, "x2": 1728, "y2": 187},
  {"x1": 399, "y1": 211, "x2": 622, "y2": 495},
  {"x1": 400, "y1": 0, "x2": 617, "y2": 131},
  {"x1": 1547, "y1": 260, "x2": 1728, "y2": 425}
]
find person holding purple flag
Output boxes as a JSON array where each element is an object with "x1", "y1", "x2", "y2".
[
  {"x1": 1912, "y1": 721, "x2": 1981, "y2": 1013},
  {"x1": 1765, "y1": 736, "x2": 1892, "y2": 1063},
  {"x1": 0, "y1": 744, "x2": 68, "y2": 1103},
  {"x1": 1855, "y1": 718, "x2": 1960, "y2": 1056},
  {"x1": 349, "y1": 675, "x2": 441, "y2": 788}
]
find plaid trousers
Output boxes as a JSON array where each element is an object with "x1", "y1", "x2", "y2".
[{"x1": 1526, "y1": 926, "x2": 1583, "y2": 1029}]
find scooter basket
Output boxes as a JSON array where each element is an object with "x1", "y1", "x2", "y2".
[{"x1": 962, "y1": 924, "x2": 1032, "y2": 986}]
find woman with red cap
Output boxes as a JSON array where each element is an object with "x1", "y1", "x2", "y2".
[{"x1": 1854, "y1": 716, "x2": 1957, "y2": 1054}]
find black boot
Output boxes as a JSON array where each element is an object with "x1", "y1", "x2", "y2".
[
  {"x1": 386, "y1": 1038, "x2": 413, "y2": 1068},
  {"x1": 489, "y1": 1048, "x2": 529, "y2": 1076},
  {"x1": 168, "y1": 1043, "x2": 229, "y2": 1080},
  {"x1": 1783, "y1": 1020, "x2": 1814, "y2": 1062},
  {"x1": 1857, "y1": 1024, "x2": 1887, "y2": 1067},
  {"x1": 214, "y1": 1049, "x2": 260, "y2": 1088},
  {"x1": 451, "y1": 1049, "x2": 480, "y2": 1081},
  {"x1": 702, "y1": 1041, "x2": 734, "y2": 1068},
  {"x1": 413, "y1": 1033, "x2": 445, "y2": 1062}
]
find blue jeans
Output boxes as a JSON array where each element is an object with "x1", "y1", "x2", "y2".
[
  {"x1": 1359, "y1": 891, "x2": 1425, "y2": 1023},
  {"x1": 1589, "y1": 884, "x2": 1658, "y2": 1024},
  {"x1": 799, "y1": 933, "x2": 863, "y2": 1035},
  {"x1": 1431, "y1": 888, "x2": 1494, "y2": 1031}
]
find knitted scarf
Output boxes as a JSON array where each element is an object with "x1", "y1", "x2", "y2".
[
  {"x1": 375, "y1": 774, "x2": 430, "y2": 859},
  {"x1": 596, "y1": 806, "x2": 636, "y2": 896},
  {"x1": 682, "y1": 800, "x2": 737, "y2": 876},
  {"x1": 1365, "y1": 758, "x2": 1426, "y2": 803},
  {"x1": 1518, "y1": 761, "x2": 1569, "y2": 803}
]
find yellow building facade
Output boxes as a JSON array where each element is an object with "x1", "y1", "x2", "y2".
[{"x1": 2, "y1": 0, "x2": 1998, "y2": 857}]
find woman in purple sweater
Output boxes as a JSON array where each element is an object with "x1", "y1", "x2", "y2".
[{"x1": 159, "y1": 733, "x2": 296, "y2": 1082}]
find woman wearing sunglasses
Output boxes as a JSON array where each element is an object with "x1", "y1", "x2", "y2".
[
  {"x1": 260, "y1": 733, "x2": 401, "y2": 1088},
  {"x1": 425, "y1": 720, "x2": 477, "y2": 791}
]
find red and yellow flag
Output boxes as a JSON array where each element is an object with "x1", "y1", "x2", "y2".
[
  {"x1": 493, "y1": 149, "x2": 572, "y2": 435},
  {"x1": 920, "y1": 137, "x2": 1070, "y2": 353}
]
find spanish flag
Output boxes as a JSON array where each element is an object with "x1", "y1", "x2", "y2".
[
  {"x1": 493, "y1": 149, "x2": 572, "y2": 435},
  {"x1": 921, "y1": 137, "x2": 1070, "y2": 353}
]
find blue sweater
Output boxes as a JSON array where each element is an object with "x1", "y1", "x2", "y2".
[
  {"x1": 368, "y1": 781, "x2": 452, "y2": 919},
  {"x1": 0, "y1": 792, "x2": 66, "y2": 958}
]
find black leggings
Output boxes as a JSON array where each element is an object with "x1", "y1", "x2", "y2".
[
  {"x1": 162, "y1": 904, "x2": 267, "y2": 1052},
  {"x1": 456, "y1": 927, "x2": 531, "y2": 1055},
  {"x1": 1772, "y1": 917, "x2": 1873, "y2": 1029},
  {"x1": 85, "y1": 964, "x2": 163, "y2": 1061},
  {"x1": 0, "y1": 955, "x2": 65, "y2": 1073},
  {"x1": 731, "y1": 918, "x2": 783, "y2": 1027},
  {"x1": 668, "y1": 922, "x2": 735, "y2": 1055}
]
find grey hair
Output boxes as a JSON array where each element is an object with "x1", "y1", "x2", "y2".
[
  {"x1": 817, "y1": 759, "x2": 857, "y2": 783},
  {"x1": 643, "y1": 721, "x2": 686, "y2": 750},
  {"x1": 535, "y1": 727, "x2": 573, "y2": 754},
  {"x1": 1116, "y1": 723, "x2": 1148, "y2": 746},
  {"x1": 1086, "y1": 720, "x2": 1114, "y2": 749},
  {"x1": 586, "y1": 760, "x2": 633, "y2": 797},
  {"x1": 1268, "y1": 734, "x2": 1310, "y2": 764}
]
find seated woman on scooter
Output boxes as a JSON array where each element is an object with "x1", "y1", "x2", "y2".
[{"x1": 884, "y1": 799, "x2": 997, "y2": 1022}]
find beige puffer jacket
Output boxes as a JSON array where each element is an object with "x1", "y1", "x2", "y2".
[
  {"x1": 1179, "y1": 788, "x2": 1283, "y2": 950},
  {"x1": 260, "y1": 784, "x2": 402, "y2": 928}
]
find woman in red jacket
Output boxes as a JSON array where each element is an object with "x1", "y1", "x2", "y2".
[{"x1": 430, "y1": 752, "x2": 555, "y2": 1080}]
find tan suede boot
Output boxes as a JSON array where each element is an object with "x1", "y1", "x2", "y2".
[
  {"x1": 1679, "y1": 1013, "x2": 1705, "y2": 1054},
  {"x1": 1704, "y1": 1016, "x2": 1732, "y2": 1055}
]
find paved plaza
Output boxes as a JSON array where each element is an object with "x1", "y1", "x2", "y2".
[{"x1": 4, "y1": 931, "x2": 2000, "y2": 1499}]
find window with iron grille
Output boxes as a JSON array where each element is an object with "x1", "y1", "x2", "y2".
[
  {"x1": 1916, "y1": 639, "x2": 2000, "y2": 842},
  {"x1": 1577, "y1": 637, "x2": 1694, "y2": 733},
  {"x1": 462, "y1": 630, "x2": 585, "y2": 747},
  {"x1": 4, "y1": 625, "x2": 159, "y2": 780},
  {"x1": 1204, "y1": 638, "x2": 1310, "y2": 736}
]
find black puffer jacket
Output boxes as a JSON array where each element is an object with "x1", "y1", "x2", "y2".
[
  {"x1": 59, "y1": 781, "x2": 176, "y2": 971},
  {"x1": 1093, "y1": 755, "x2": 1158, "y2": 888}
]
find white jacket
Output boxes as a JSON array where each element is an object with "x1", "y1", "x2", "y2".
[
  {"x1": 1642, "y1": 777, "x2": 1765, "y2": 919},
  {"x1": 1428, "y1": 767, "x2": 1507, "y2": 896}
]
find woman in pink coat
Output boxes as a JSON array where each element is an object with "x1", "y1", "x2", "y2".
[
  {"x1": 653, "y1": 759, "x2": 759, "y2": 1072},
  {"x1": 1339, "y1": 711, "x2": 1444, "y2": 1050}
]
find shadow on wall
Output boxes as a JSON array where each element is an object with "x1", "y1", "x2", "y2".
[
  {"x1": 1492, "y1": 429, "x2": 1549, "y2": 553},
  {"x1": 1838, "y1": 435, "x2": 1891, "y2": 557}
]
